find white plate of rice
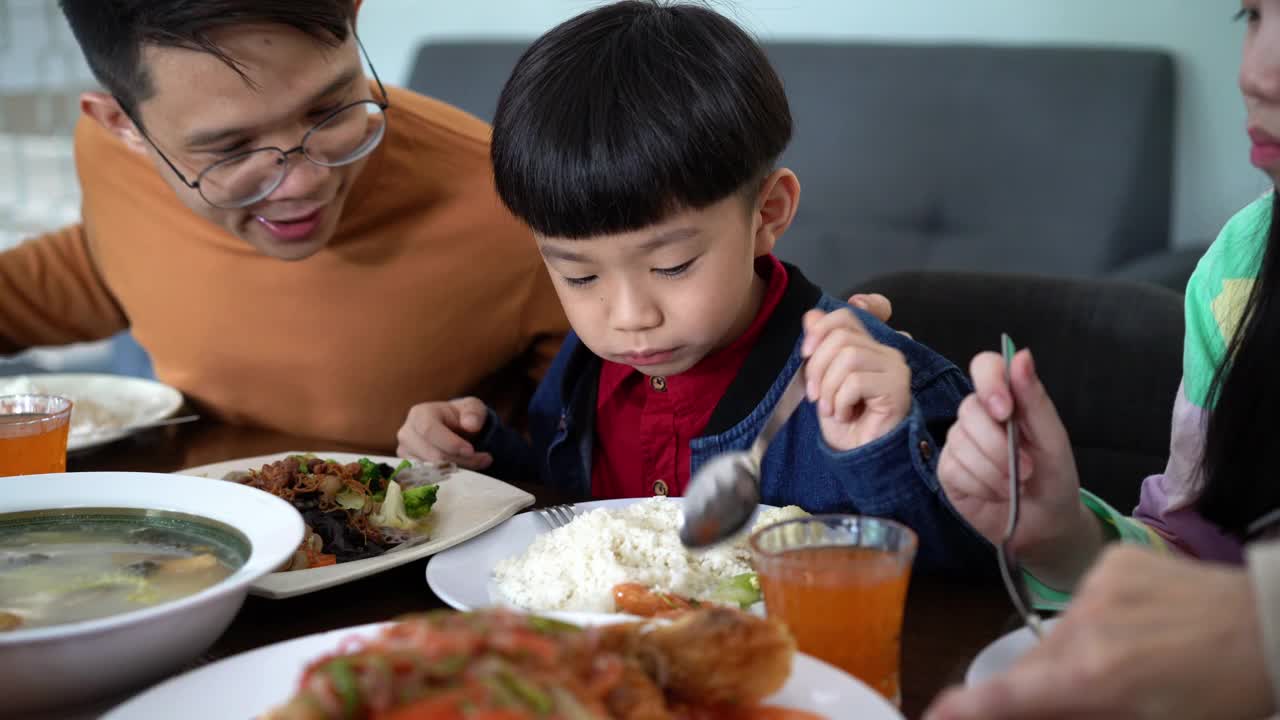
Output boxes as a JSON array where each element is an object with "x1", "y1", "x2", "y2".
[
  {"x1": 0, "y1": 374, "x2": 183, "y2": 452},
  {"x1": 426, "y1": 496, "x2": 806, "y2": 614}
]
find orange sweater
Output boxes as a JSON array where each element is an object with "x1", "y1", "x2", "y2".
[{"x1": 0, "y1": 87, "x2": 567, "y2": 449}]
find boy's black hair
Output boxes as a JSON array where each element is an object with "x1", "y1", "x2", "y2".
[
  {"x1": 59, "y1": 1, "x2": 356, "y2": 115},
  {"x1": 491, "y1": 1, "x2": 792, "y2": 239}
]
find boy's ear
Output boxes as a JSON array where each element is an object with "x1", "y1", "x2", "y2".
[
  {"x1": 752, "y1": 168, "x2": 800, "y2": 257},
  {"x1": 80, "y1": 92, "x2": 148, "y2": 155}
]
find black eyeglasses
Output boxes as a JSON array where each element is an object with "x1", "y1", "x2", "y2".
[{"x1": 123, "y1": 31, "x2": 389, "y2": 210}]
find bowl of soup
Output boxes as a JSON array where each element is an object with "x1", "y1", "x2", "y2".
[{"x1": 0, "y1": 471, "x2": 303, "y2": 716}]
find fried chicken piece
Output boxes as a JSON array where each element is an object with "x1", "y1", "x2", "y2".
[
  {"x1": 604, "y1": 658, "x2": 676, "y2": 720},
  {"x1": 637, "y1": 607, "x2": 795, "y2": 705}
]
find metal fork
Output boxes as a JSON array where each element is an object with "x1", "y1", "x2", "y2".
[
  {"x1": 536, "y1": 504, "x2": 577, "y2": 530},
  {"x1": 999, "y1": 334, "x2": 1045, "y2": 639},
  {"x1": 1248, "y1": 508, "x2": 1280, "y2": 540}
]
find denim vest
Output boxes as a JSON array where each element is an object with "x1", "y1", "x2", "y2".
[{"x1": 478, "y1": 264, "x2": 993, "y2": 575}]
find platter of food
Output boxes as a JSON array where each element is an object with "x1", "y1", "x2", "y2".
[
  {"x1": 104, "y1": 608, "x2": 904, "y2": 719},
  {"x1": 183, "y1": 452, "x2": 535, "y2": 598}
]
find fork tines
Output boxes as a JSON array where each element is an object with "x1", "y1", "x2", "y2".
[{"x1": 536, "y1": 504, "x2": 576, "y2": 529}]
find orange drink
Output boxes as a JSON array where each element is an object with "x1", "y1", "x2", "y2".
[
  {"x1": 0, "y1": 394, "x2": 73, "y2": 476},
  {"x1": 750, "y1": 515, "x2": 917, "y2": 705}
]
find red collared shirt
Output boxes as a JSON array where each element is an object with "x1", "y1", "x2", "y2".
[{"x1": 591, "y1": 255, "x2": 790, "y2": 499}]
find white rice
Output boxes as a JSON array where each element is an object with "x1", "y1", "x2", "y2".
[
  {"x1": 493, "y1": 497, "x2": 808, "y2": 613},
  {"x1": 0, "y1": 377, "x2": 127, "y2": 438}
]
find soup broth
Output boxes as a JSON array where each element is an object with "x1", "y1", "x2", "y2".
[{"x1": 0, "y1": 510, "x2": 249, "y2": 632}]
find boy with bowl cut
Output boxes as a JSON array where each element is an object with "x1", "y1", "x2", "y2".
[
  {"x1": 0, "y1": 0, "x2": 567, "y2": 447},
  {"x1": 397, "y1": 1, "x2": 988, "y2": 573}
]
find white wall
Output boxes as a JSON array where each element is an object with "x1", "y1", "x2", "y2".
[
  {"x1": 0, "y1": 1, "x2": 91, "y2": 92},
  {"x1": 357, "y1": 0, "x2": 1262, "y2": 248}
]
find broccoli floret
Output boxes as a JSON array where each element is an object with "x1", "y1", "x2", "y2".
[
  {"x1": 390, "y1": 459, "x2": 412, "y2": 478},
  {"x1": 402, "y1": 483, "x2": 439, "y2": 519},
  {"x1": 357, "y1": 458, "x2": 381, "y2": 484}
]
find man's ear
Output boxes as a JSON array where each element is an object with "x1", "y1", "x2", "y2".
[
  {"x1": 80, "y1": 92, "x2": 148, "y2": 155},
  {"x1": 751, "y1": 168, "x2": 801, "y2": 257}
]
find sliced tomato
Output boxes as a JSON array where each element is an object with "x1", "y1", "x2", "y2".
[
  {"x1": 376, "y1": 692, "x2": 537, "y2": 720},
  {"x1": 486, "y1": 628, "x2": 560, "y2": 665},
  {"x1": 310, "y1": 553, "x2": 338, "y2": 567},
  {"x1": 612, "y1": 583, "x2": 697, "y2": 617},
  {"x1": 374, "y1": 690, "x2": 469, "y2": 720}
]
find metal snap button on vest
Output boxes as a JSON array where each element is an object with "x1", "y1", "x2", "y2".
[
  {"x1": 649, "y1": 376, "x2": 667, "y2": 392},
  {"x1": 653, "y1": 479, "x2": 669, "y2": 496}
]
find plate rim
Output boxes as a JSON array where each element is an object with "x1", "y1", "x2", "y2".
[
  {"x1": 964, "y1": 617, "x2": 1062, "y2": 686},
  {"x1": 180, "y1": 450, "x2": 535, "y2": 599},
  {"x1": 104, "y1": 616, "x2": 904, "y2": 719},
  {"x1": 0, "y1": 372, "x2": 185, "y2": 452}
]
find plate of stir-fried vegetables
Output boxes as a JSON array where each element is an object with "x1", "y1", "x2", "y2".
[
  {"x1": 104, "y1": 608, "x2": 904, "y2": 719},
  {"x1": 182, "y1": 452, "x2": 535, "y2": 599}
]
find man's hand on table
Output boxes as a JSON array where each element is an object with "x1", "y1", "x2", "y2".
[{"x1": 924, "y1": 545, "x2": 1275, "y2": 720}]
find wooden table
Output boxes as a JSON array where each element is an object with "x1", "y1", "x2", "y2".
[{"x1": 70, "y1": 419, "x2": 1017, "y2": 719}]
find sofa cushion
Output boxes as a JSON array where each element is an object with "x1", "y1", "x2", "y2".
[
  {"x1": 849, "y1": 270, "x2": 1185, "y2": 512},
  {"x1": 408, "y1": 41, "x2": 1175, "y2": 294}
]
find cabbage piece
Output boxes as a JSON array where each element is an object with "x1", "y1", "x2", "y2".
[
  {"x1": 371, "y1": 480, "x2": 415, "y2": 530},
  {"x1": 335, "y1": 489, "x2": 367, "y2": 512}
]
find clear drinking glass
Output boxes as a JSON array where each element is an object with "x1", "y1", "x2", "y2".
[
  {"x1": 0, "y1": 394, "x2": 72, "y2": 476},
  {"x1": 751, "y1": 514, "x2": 917, "y2": 705}
]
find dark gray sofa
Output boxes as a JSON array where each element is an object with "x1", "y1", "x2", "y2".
[
  {"x1": 409, "y1": 41, "x2": 1201, "y2": 295},
  {"x1": 851, "y1": 270, "x2": 1185, "y2": 513}
]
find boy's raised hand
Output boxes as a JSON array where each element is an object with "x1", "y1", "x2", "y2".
[
  {"x1": 396, "y1": 397, "x2": 494, "y2": 470},
  {"x1": 801, "y1": 308, "x2": 912, "y2": 452},
  {"x1": 847, "y1": 292, "x2": 912, "y2": 338},
  {"x1": 847, "y1": 292, "x2": 893, "y2": 322}
]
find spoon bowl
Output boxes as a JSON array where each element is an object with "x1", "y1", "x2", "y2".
[
  {"x1": 680, "y1": 362, "x2": 807, "y2": 548},
  {"x1": 679, "y1": 451, "x2": 763, "y2": 547}
]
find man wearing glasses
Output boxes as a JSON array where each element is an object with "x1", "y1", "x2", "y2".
[{"x1": 0, "y1": 1, "x2": 567, "y2": 447}]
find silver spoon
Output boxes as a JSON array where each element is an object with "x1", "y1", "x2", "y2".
[{"x1": 680, "y1": 362, "x2": 807, "y2": 548}]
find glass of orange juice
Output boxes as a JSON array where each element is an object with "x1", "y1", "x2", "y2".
[
  {"x1": 750, "y1": 514, "x2": 917, "y2": 706},
  {"x1": 0, "y1": 394, "x2": 73, "y2": 477}
]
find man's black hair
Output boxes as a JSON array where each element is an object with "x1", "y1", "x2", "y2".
[{"x1": 59, "y1": 0, "x2": 356, "y2": 113}]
